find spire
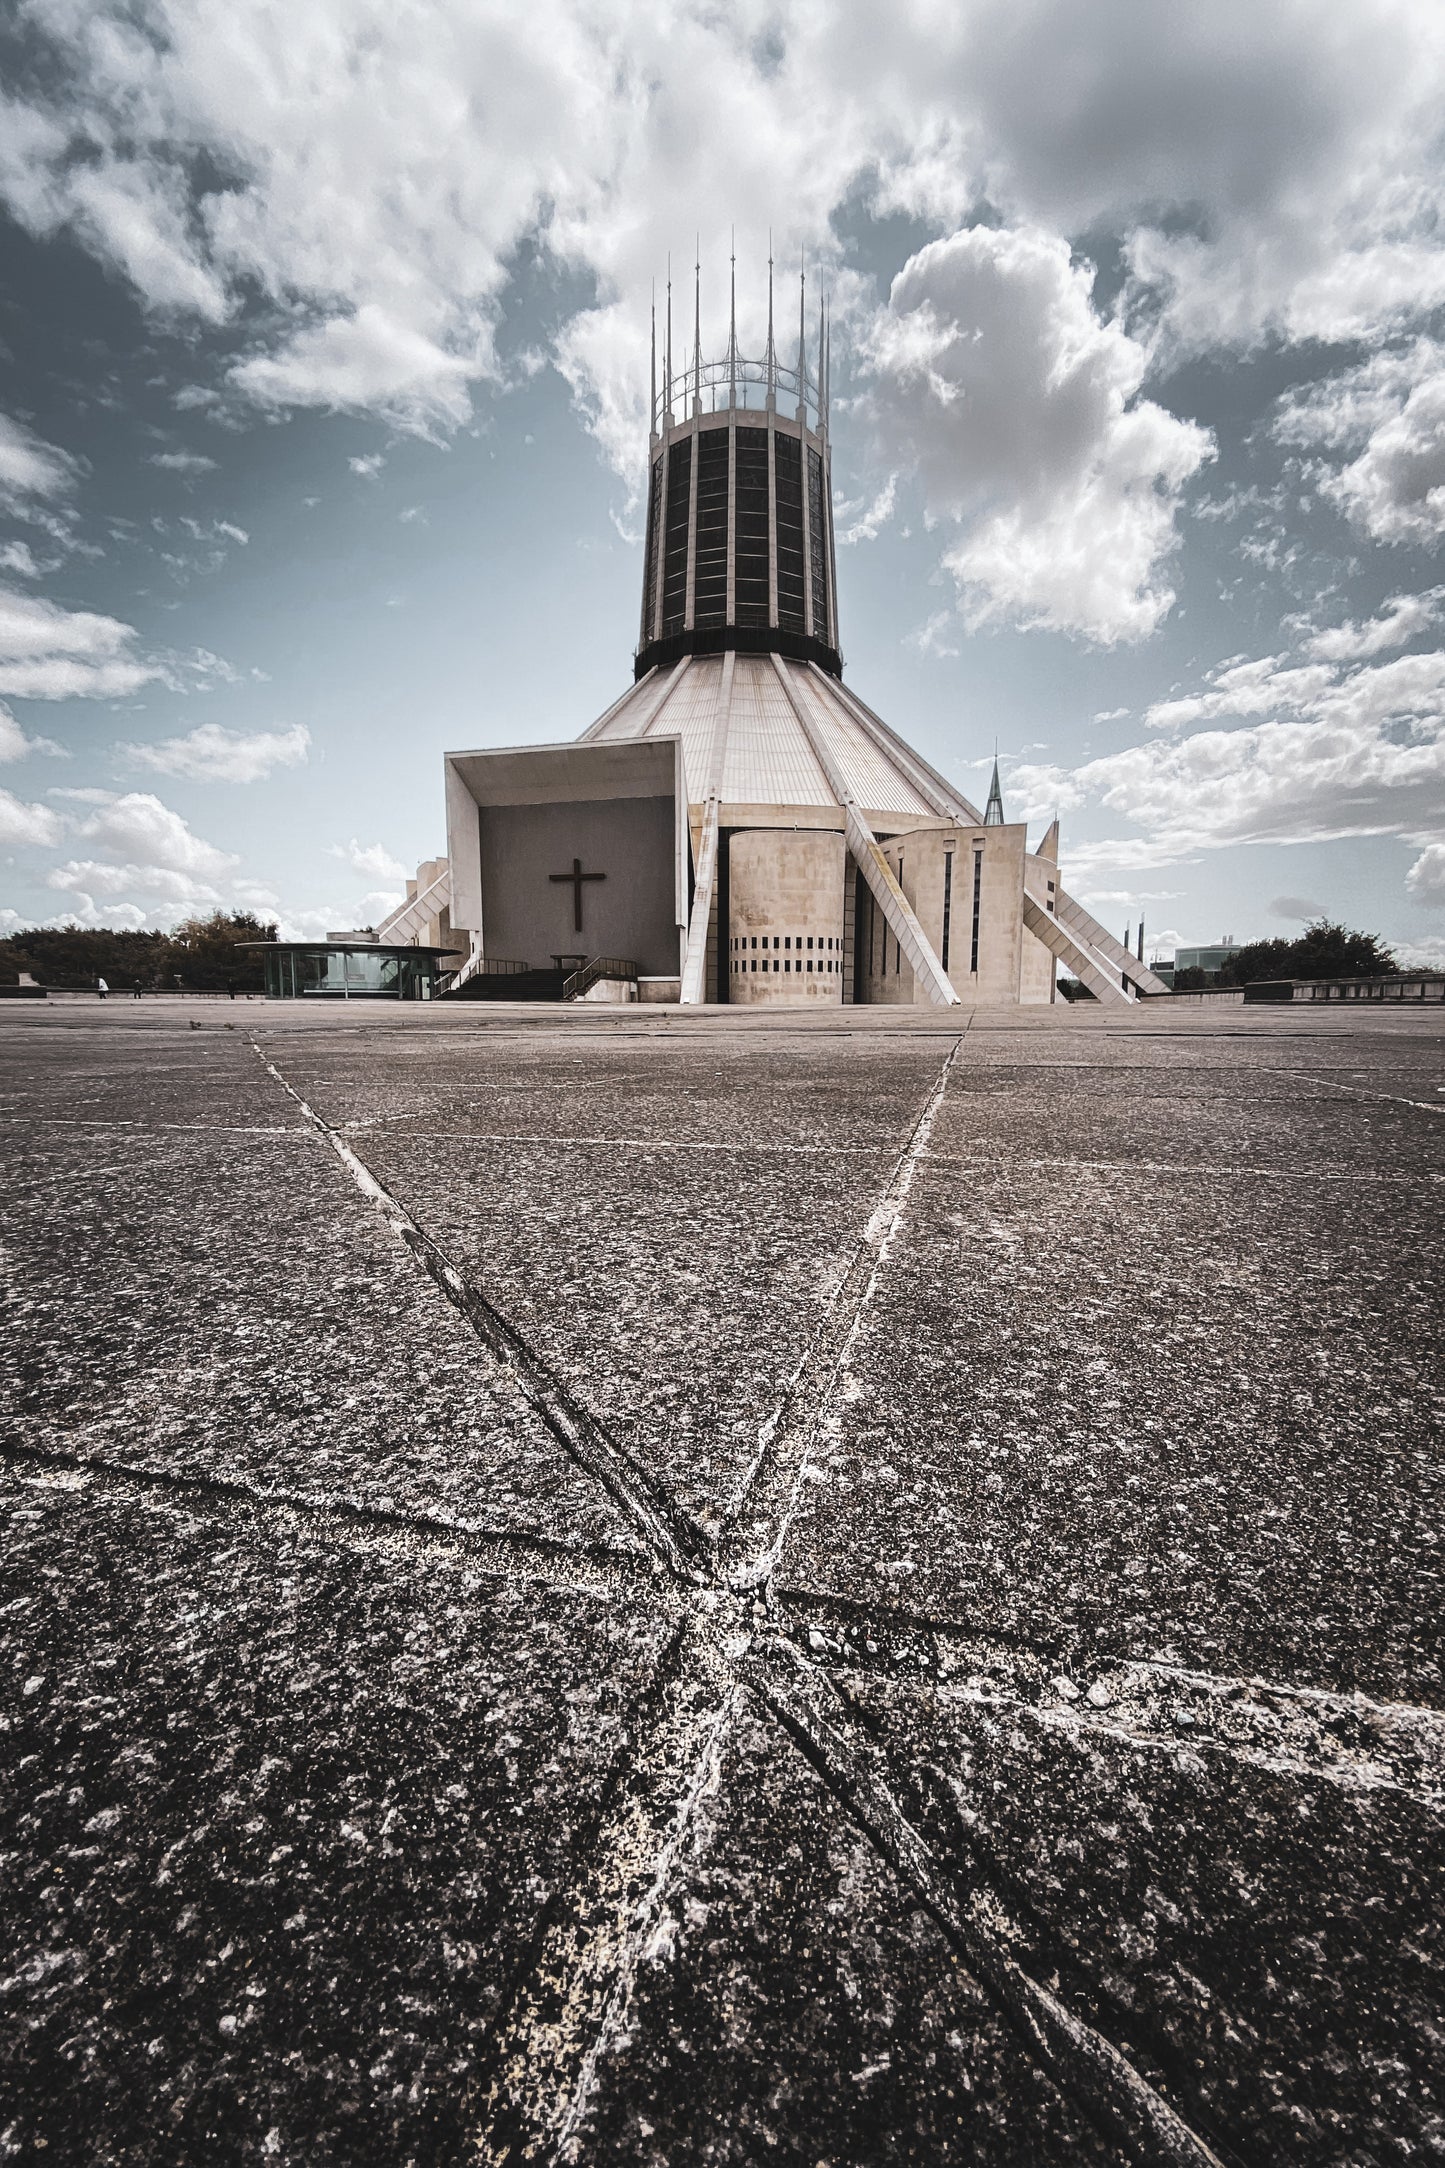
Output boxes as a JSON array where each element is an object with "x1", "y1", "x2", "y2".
[
  {"x1": 649, "y1": 284, "x2": 657, "y2": 439},
  {"x1": 692, "y1": 241, "x2": 702, "y2": 415},
  {"x1": 765, "y1": 235, "x2": 776, "y2": 408},
  {"x1": 728, "y1": 230, "x2": 737, "y2": 410},
  {"x1": 1036, "y1": 814, "x2": 1060, "y2": 863},
  {"x1": 1137, "y1": 914, "x2": 1145, "y2": 962},
  {"x1": 796, "y1": 256, "x2": 808, "y2": 422},
  {"x1": 823, "y1": 300, "x2": 831, "y2": 431},
  {"x1": 665, "y1": 260, "x2": 673, "y2": 425},
  {"x1": 816, "y1": 293, "x2": 826, "y2": 437},
  {"x1": 984, "y1": 754, "x2": 1005, "y2": 826}
]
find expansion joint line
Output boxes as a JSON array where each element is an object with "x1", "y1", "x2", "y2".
[
  {"x1": 715, "y1": 1027, "x2": 968, "y2": 1591},
  {"x1": 0, "y1": 1439, "x2": 652, "y2": 1601},
  {"x1": 752, "y1": 1643, "x2": 1227, "y2": 2168},
  {"x1": 245, "y1": 1031, "x2": 1229, "y2": 2168},
  {"x1": 248, "y1": 1040, "x2": 710, "y2": 1584}
]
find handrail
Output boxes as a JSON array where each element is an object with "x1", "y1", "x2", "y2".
[{"x1": 563, "y1": 955, "x2": 638, "y2": 1002}]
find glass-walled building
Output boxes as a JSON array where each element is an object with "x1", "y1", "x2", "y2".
[{"x1": 244, "y1": 941, "x2": 460, "y2": 1000}]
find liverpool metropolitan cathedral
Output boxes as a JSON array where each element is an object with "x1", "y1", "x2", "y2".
[{"x1": 395, "y1": 272, "x2": 1161, "y2": 1009}]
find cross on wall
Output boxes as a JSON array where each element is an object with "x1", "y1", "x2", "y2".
[{"x1": 549, "y1": 857, "x2": 605, "y2": 934}]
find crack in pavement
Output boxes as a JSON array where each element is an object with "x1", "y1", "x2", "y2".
[
  {"x1": 0, "y1": 1440, "x2": 659, "y2": 1604},
  {"x1": 250, "y1": 1042, "x2": 710, "y2": 1584},
  {"x1": 12, "y1": 1024, "x2": 1356, "y2": 2164},
  {"x1": 242, "y1": 1031, "x2": 1236, "y2": 2168}
]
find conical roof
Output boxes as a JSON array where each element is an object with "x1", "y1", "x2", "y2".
[{"x1": 581, "y1": 653, "x2": 983, "y2": 828}]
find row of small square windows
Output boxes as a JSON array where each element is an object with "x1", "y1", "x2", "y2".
[
  {"x1": 730, "y1": 935, "x2": 838, "y2": 950},
  {"x1": 732, "y1": 957, "x2": 839, "y2": 973}
]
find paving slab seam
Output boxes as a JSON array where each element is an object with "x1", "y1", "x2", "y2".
[
  {"x1": 1255, "y1": 1064, "x2": 1445, "y2": 1116},
  {"x1": 470, "y1": 1608, "x2": 744, "y2": 2166},
  {"x1": 752, "y1": 1637, "x2": 1227, "y2": 2168},
  {"x1": 715, "y1": 1029, "x2": 969, "y2": 1587},
  {"x1": 341, "y1": 1125, "x2": 885, "y2": 1158},
  {"x1": 114, "y1": 1020, "x2": 1344, "y2": 2164},
  {"x1": 0, "y1": 1440, "x2": 659, "y2": 1603},
  {"x1": 8, "y1": 1116, "x2": 308, "y2": 1139},
  {"x1": 927, "y1": 1150, "x2": 1442, "y2": 1184},
  {"x1": 249, "y1": 1039, "x2": 711, "y2": 1584}
]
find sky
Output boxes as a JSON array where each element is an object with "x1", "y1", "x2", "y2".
[{"x1": 1, "y1": 0, "x2": 1444, "y2": 964}]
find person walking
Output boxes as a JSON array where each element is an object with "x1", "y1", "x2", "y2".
[{"x1": 96, "y1": 975, "x2": 109, "y2": 1000}]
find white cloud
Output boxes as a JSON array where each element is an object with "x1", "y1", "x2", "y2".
[
  {"x1": 1269, "y1": 893, "x2": 1327, "y2": 921},
  {"x1": 1406, "y1": 842, "x2": 1445, "y2": 906},
  {"x1": 0, "y1": 411, "x2": 81, "y2": 504},
  {"x1": 0, "y1": 785, "x2": 60, "y2": 847},
  {"x1": 1391, "y1": 933, "x2": 1445, "y2": 967},
  {"x1": 0, "y1": 541, "x2": 44, "y2": 579},
  {"x1": 149, "y1": 449, "x2": 218, "y2": 473},
  {"x1": 906, "y1": 611, "x2": 961, "y2": 660},
  {"x1": 835, "y1": 475, "x2": 898, "y2": 547},
  {"x1": 1012, "y1": 644, "x2": 1445, "y2": 874},
  {"x1": 1274, "y1": 339, "x2": 1445, "y2": 545},
  {"x1": 329, "y1": 837, "x2": 407, "y2": 882},
  {"x1": 0, "y1": 702, "x2": 66, "y2": 763},
  {"x1": 180, "y1": 517, "x2": 247, "y2": 547},
  {"x1": 348, "y1": 452, "x2": 387, "y2": 480},
  {"x1": 0, "y1": 585, "x2": 158, "y2": 700},
  {"x1": 76, "y1": 791, "x2": 238, "y2": 880},
  {"x1": 860, "y1": 227, "x2": 1213, "y2": 644},
  {"x1": 120, "y1": 720, "x2": 310, "y2": 783},
  {"x1": 1301, "y1": 590, "x2": 1445, "y2": 662},
  {"x1": 6, "y1": 0, "x2": 1441, "y2": 446},
  {"x1": 46, "y1": 859, "x2": 222, "y2": 904}
]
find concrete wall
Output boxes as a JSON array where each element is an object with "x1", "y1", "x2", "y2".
[
  {"x1": 859, "y1": 822, "x2": 1029, "y2": 1004},
  {"x1": 726, "y1": 828, "x2": 846, "y2": 1005},
  {"x1": 1019, "y1": 854, "x2": 1059, "y2": 1005},
  {"x1": 477, "y1": 796, "x2": 678, "y2": 973}
]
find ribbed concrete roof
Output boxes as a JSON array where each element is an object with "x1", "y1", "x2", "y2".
[{"x1": 580, "y1": 654, "x2": 980, "y2": 825}]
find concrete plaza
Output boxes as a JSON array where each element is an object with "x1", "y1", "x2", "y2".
[{"x1": 2, "y1": 997, "x2": 1442, "y2": 2165}]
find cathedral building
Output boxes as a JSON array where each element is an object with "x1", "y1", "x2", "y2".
[{"x1": 436, "y1": 266, "x2": 1162, "y2": 1008}]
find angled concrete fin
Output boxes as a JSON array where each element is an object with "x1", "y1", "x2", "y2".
[
  {"x1": 680, "y1": 652, "x2": 734, "y2": 1006},
  {"x1": 846, "y1": 810, "x2": 959, "y2": 1007},
  {"x1": 1027, "y1": 869, "x2": 1169, "y2": 996},
  {"x1": 767, "y1": 654, "x2": 958, "y2": 1007},
  {"x1": 680, "y1": 800, "x2": 719, "y2": 1005},
  {"x1": 374, "y1": 865, "x2": 453, "y2": 944},
  {"x1": 1021, "y1": 894, "x2": 1130, "y2": 1006}
]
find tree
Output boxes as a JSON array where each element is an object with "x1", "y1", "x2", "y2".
[
  {"x1": 1220, "y1": 919, "x2": 1397, "y2": 986},
  {"x1": 0, "y1": 925, "x2": 170, "y2": 988},
  {"x1": 0, "y1": 910, "x2": 278, "y2": 991},
  {"x1": 166, "y1": 910, "x2": 277, "y2": 992}
]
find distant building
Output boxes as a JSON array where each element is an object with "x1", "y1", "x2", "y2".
[
  {"x1": 1174, "y1": 941, "x2": 1239, "y2": 980},
  {"x1": 245, "y1": 938, "x2": 459, "y2": 1000}
]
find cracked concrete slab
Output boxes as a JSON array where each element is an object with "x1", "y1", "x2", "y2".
[
  {"x1": 0, "y1": 1473, "x2": 676, "y2": 2166},
  {"x1": 568, "y1": 1697, "x2": 1123, "y2": 2166},
  {"x1": 2, "y1": 1125, "x2": 640, "y2": 1555},
  {"x1": 784, "y1": 1159, "x2": 1444, "y2": 1701},
  {"x1": 1, "y1": 996, "x2": 1441, "y2": 2167}
]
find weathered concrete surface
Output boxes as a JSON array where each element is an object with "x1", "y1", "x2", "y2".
[{"x1": 1, "y1": 996, "x2": 1441, "y2": 2165}]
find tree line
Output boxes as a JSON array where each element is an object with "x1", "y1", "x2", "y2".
[
  {"x1": 0, "y1": 910, "x2": 277, "y2": 992},
  {"x1": 1173, "y1": 919, "x2": 1398, "y2": 990}
]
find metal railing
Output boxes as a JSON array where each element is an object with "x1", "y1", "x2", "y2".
[{"x1": 562, "y1": 955, "x2": 638, "y2": 1002}]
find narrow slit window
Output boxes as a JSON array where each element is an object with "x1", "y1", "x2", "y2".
[{"x1": 970, "y1": 851, "x2": 983, "y2": 974}]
